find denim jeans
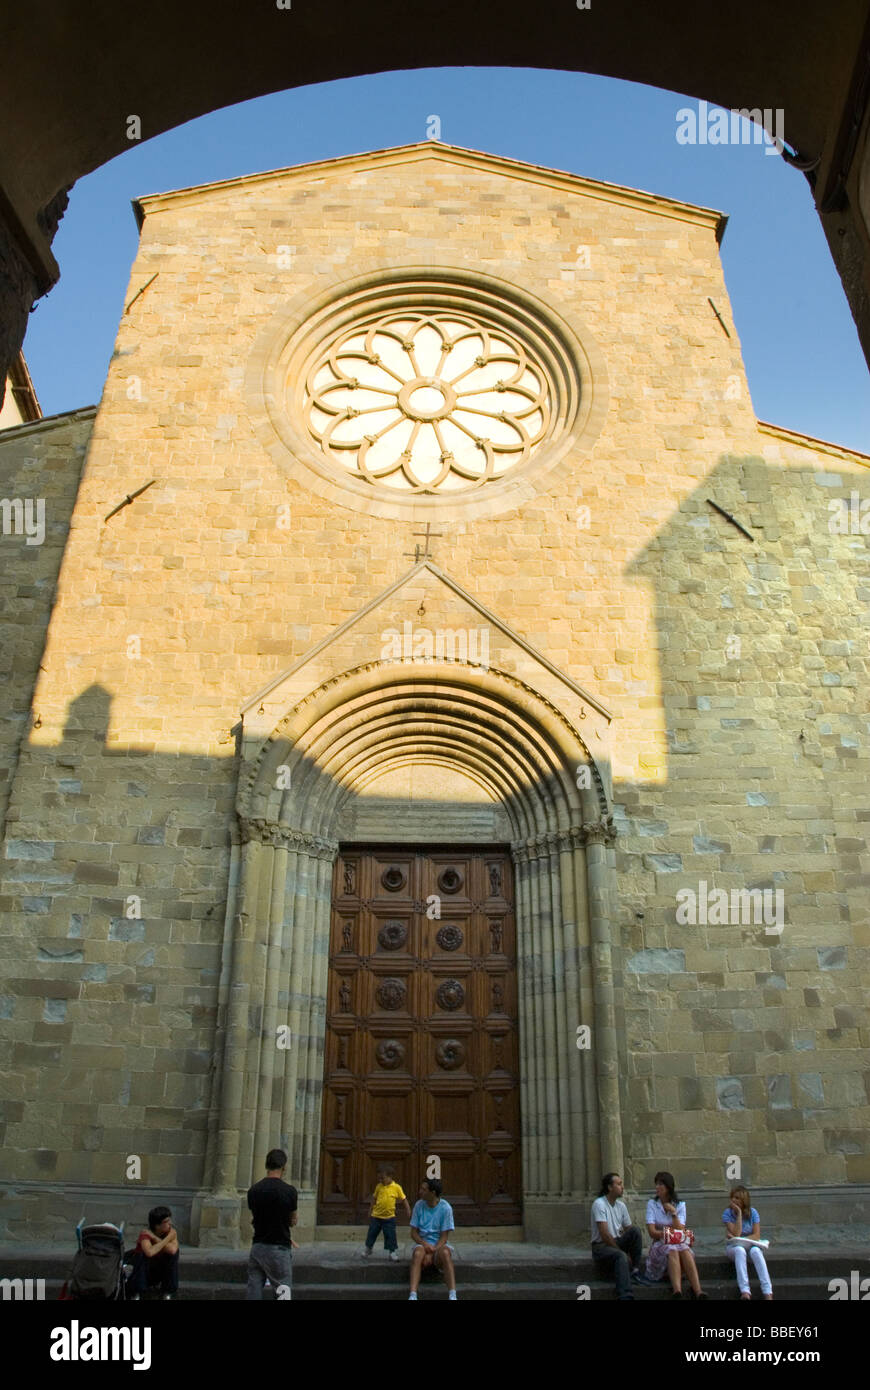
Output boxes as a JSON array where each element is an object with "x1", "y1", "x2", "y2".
[
  {"x1": 366, "y1": 1216, "x2": 398, "y2": 1252},
  {"x1": 591, "y1": 1226, "x2": 643, "y2": 1299},
  {"x1": 129, "y1": 1249, "x2": 179, "y2": 1295},
  {"x1": 246, "y1": 1242, "x2": 293, "y2": 1300}
]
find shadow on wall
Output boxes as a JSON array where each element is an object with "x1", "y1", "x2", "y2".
[{"x1": 619, "y1": 451, "x2": 869, "y2": 1193}]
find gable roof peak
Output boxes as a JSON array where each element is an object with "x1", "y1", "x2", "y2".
[{"x1": 133, "y1": 139, "x2": 726, "y2": 237}]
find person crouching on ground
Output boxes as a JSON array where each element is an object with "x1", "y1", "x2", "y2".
[
  {"x1": 129, "y1": 1206, "x2": 179, "y2": 1300},
  {"x1": 408, "y1": 1178, "x2": 457, "y2": 1301},
  {"x1": 362, "y1": 1163, "x2": 411, "y2": 1260},
  {"x1": 590, "y1": 1172, "x2": 650, "y2": 1299}
]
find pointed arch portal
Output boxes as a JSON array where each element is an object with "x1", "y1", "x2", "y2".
[{"x1": 196, "y1": 662, "x2": 621, "y2": 1244}]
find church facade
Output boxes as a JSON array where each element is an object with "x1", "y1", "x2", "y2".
[{"x1": 0, "y1": 143, "x2": 867, "y2": 1247}]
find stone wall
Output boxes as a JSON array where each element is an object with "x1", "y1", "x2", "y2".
[{"x1": 615, "y1": 422, "x2": 870, "y2": 1193}]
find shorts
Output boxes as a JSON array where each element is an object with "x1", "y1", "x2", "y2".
[{"x1": 413, "y1": 1239, "x2": 455, "y2": 1257}]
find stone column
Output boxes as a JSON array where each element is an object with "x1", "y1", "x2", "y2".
[
  {"x1": 200, "y1": 832, "x2": 243, "y2": 1195},
  {"x1": 515, "y1": 831, "x2": 572, "y2": 1234},
  {"x1": 557, "y1": 828, "x2": 590, "y2": 1188},
  {"x1": 192, "y1": 831, "x2": 264, "y2": 1246},
  {"x1": 583, "y1": 816, "x2": 622, "y2": 1175},
  {"x1": 212, "y1": 833, "x2": 263, "y2": 1193},
  {"x1": 535, "y1": 840, "x2": 561, "y2": 1195},
  {"x1": 514, "y1": 845, "x2": 537, "y2": 1200},
  {"x1": 546, "y1": 834, "x2": 572, "y2": 1191},
  {"x1": 240, "y1": 840, "x2": 275, "y2": 1184},
  {"x1": 253, "y1": 843, "x2": 289, "y2": 1172},
  {"x1": 276, "y1": 834, "x2": 336, "y2": 1236},
  {"x1": 299, "y1": 852, "x2": 333, "y2": 1199}
]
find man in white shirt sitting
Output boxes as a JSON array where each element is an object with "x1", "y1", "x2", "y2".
[{"x1": 590, "y1": 1173, "x2": 648, "y2": 1300}]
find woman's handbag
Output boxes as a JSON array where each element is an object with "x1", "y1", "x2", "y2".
[{"x1": 663, "y1": 1226, "x2": 695, "y2": 1248}]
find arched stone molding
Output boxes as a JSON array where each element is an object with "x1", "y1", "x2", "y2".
[
  {"x1": 239, "y1": 658, "x2": 611, "y2": 829},
  {"x1": 195, "y1": 662, "x2": 620, "y2": 1246}
]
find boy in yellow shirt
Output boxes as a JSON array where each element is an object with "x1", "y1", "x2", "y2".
[{"x1": 362, "y1": 1164, "x2": 411, "y2": 1260}]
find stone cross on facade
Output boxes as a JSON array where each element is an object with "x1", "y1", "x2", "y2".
[{"x1": 404, "y1": 521, "x2": 443, "y2": 563}]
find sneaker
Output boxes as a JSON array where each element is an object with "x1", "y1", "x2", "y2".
[
  {"x1": 162, "y1": 1293, "x2": 173, "y2": 1301},
  {"x1": 129, "y1": 1294, "x2": 140, "y2": 1301},
  {"x1": 408, "y1": 1292, "x2": 418, "y2": 1300},
  {"x1": 631, "y1": 1269, "x2": 653, "y2": 1285},
  {"x1": 389, "y1": 1250, "x2": 399, "y2": 1261},
  {"x1": 448, "y1": 1290, "x2": 457, "y2": 1301},
  {"x1": 361, "y1": 1247, "x2": 372, "y2": 1258}
]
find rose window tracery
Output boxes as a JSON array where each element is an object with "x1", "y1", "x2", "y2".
[
  {"x1": 303, "y1": 311, "x2": 550, "y2": 494},
  {"x1": 253, "y1": 269, "x2": 603, "y2": 522}
]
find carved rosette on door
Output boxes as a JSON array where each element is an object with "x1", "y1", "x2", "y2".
[{"x1": 318, "y1": 848, "x2": 520, "y2": 1224}]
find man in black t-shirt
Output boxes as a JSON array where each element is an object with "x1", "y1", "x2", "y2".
[{"x1": 246, "y1": 1148, "x2": 299, "y2": 1300}]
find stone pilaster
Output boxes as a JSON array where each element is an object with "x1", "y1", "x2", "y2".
[
  {"x1": 515, "y1": 818, "x2": 618, "y2": 1242},
  {"x1": 193, "y1": 820, "x2": 336, "y2": 1247}
]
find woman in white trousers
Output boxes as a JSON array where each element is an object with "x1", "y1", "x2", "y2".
[{"x1": 723, "y1": 1185, "x2": 773, "y2": 1300}]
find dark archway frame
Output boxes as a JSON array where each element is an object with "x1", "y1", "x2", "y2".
[{"x1": 1, "y1": 0, "x2": 870, "y2": 392}]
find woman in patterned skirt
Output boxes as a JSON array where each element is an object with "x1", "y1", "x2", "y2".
[{"x1": 644, "y1": 1170, "x2": 707, "y2": 1299}]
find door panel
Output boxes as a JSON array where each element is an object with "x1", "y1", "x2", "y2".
[{"x1": 318, "y1": 846, "x2": 521, "y2": 1225}]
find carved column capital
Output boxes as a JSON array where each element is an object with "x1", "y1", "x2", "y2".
[
  {"x1": 580, "y1": 814, "x2": 617, "y2": 847},
  {"x1": 236, "y1": 815, "x2": 338, "y2": 859}
]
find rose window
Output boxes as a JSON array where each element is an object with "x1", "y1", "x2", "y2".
[
  {"x1": 253, "y1": 270, "x2": 598, "y2": 520},
  {"x1": 303, "y1": 311, "x2": 550, "y2": 493}
]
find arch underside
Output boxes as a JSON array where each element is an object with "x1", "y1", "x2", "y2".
[
  {"x1": 9, "y1": 1, "x2": 848, "y2": 216},
  {"x1": 243, "y1": 662, "x2": 609, "y2": 840},
  {"x1": 4, "y1": 2, "x2": 869, "y2": 409}
]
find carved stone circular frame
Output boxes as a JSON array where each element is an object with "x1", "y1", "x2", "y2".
[{"x1": 247, "y1": 263, "x2": 608, "y2": 523}]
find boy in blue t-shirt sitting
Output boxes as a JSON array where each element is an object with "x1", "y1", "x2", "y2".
[{"x1": 408, "y1": 1178, "x2": 457, "y2": 1301}]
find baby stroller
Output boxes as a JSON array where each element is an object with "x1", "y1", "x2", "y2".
[{"x1": 59, "y1": 1220, "x2": 130, "y2": 1300}]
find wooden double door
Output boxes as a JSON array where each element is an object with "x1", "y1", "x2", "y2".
[{"x1": 317, "y1": 846, "x2": 521, "y2": 1225}]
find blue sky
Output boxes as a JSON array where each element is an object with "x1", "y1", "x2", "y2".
[{"x1": 23, "y1": 67, "x2": 869, "y2": 453}]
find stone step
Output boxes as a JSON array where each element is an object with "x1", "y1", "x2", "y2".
[
  {"x1": 3, "y1": 1250, "x2": 862, "y2": 1282},
  {"x1": 2, "y1": 1241, "x2": 862, "y2": 1304},
  {"x1": 12, "y1": 1275, "x2": 839, "y2": 1301}
]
